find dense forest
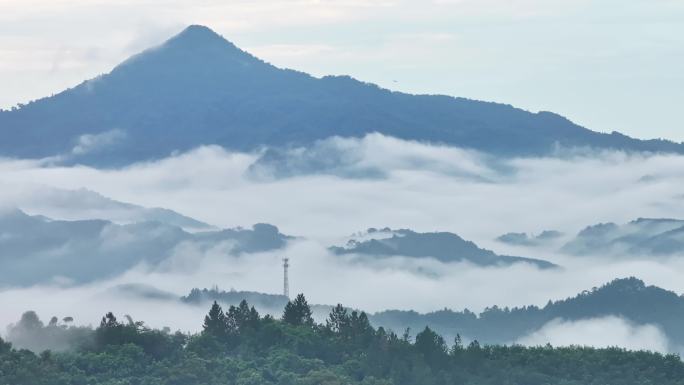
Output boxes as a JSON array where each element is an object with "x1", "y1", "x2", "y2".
[
  {"x1": 372, "y1": 277, "x2": 684, "y2": 344},
  {"x1": 2, "y1": 294, "x2": 684, "y2": 385},
  {"x1": 181, "y1": 278, "x2": 684, "y2": 346}
]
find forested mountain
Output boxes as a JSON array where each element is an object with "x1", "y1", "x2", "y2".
[
  {"x1": 0, "y1": 209, "x2": 290, "y2": 286},
  {"x1": 330, "y1": 228, "x2": 556, "y2": 268},
  {"x1": 1, "y1": 25, "x2": 681, "y2": 166},
  {"x1": 373, "y1": 277, "x2": 684, "y2": 345},
  {"x1": 561, "y1": 218, "x2": 684, "y2": 257},
  {"x1": 182, "y1": 287, "x2": 338, "y2": 321},
  {"x1": 182, "y1": 287, "x2": 290, "y2": 310},
  {"x1": 2, "y1": 295, "x2": 683, "y2": 385},
  {"x1": 181, "y1": 278, "x2": 684, "y2": 347}
]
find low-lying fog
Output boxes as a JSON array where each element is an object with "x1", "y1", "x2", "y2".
[{"x1": 2, "y1": 133, "x2": 684, "y2": 353}]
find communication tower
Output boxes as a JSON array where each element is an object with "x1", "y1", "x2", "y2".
[{"x1": 282, "y1": 257, "x2": 290, "y2": 299}]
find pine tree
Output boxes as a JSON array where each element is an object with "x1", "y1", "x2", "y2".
[
  {"x1": 415, "y1": 326, "x2": 447, "y2": 361},
  {"x1": 203, "y1": 301, "x2": 227, "y2": 338},
  {"x1": 100, "y1": 312, "x2": 118, "y2": 328},
  {"x1": 0, "y1": 336, "x2": 11, "y2": 354},
  {"x1": 227, "y1": 299, "x2": 261, "y2": 332},
  {"x1": 450, "y1": 334, "x2": 464, "y2": 356},
  {"x1": 283, "y1": 293, "x2": 314, "y2": 326},
  {"x1": 247, "y1": 306, "x2": 260, "y2": 329},
  {"x1": 327, "y1": 304, "x2": 350, "y2": 334}
]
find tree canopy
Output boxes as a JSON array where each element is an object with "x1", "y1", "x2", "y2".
[{"x1": 1, "y1": 295, "x2": 683, "y2": 385}]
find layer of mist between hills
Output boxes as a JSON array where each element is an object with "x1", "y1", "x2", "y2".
[
  {"x1": 175, "y1": 277, "x2": 684, "y2": 350},
  {"x1": 330, "y1": 228, "x2": 557, "y2": 269},
  {"x1": 0, "y1": 209, "x2": 291, "y2": 286},
  {"x1": 498, "y1": 218, "x2": 684, "y2": 258},
  {"x1": 0, "y1": 206, "x2": 564, "y2": 288},
  {"x1": 0, "y1": 186, "x2": 212, "y2": 230},
  {"x1": 8, "y1": 277, "x2": 684, "y2": 354},
  {"x1": 496, "y1": 230, "x2": 564, "y2": 247},
  {"x1": 562, "y1": 218, "x2": 684, "y2": 257},
  {"x1": 6, "y1": 204, "x2": 684, "y2": 288}
]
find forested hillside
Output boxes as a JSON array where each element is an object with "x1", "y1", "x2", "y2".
[
  {"x1": 0, "y1": 209, "x2": 290, "y2": 286},
  {"x1": 180, "y1": 278, "x2": 684, "y2": 347},
  {"x1": 2, "y1": 294, "x2": 683, "y2": 385},
  {"x1": 330, "y1": 228, "x2": 556, "y2": 268},
  {"x1": 1, "y1": 25, "x2": 681, "y2": 166},
  {"x1": 373, "y1": 277, "x2": 684, "y2": 345}
]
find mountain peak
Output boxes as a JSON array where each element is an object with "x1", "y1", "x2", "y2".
[
  {"x1": 170, "y1": 25, "x2": 227, "y2": 46},
  {"x1": 157, "y1": 24, "x2": 243, "y2": 55},
  {"x1": 602, "y1": 277, "x2": 646, "y2": 292},
  {"x1": 107, "y1": 24, "x2": 266, "y2": 82},
  {"x1": 182, "y1": 24, "x2": 217, "y2": 35}
]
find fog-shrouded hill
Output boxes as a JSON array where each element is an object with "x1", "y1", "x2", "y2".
[
  {"x1": 182, "y1": 287, "x2": 289, "y2": 309},
  {"x1": 1, "y1": 25, "x2": 682, "y2": 166},
  {"x1": 182, "y1": 287, "x2": 339, "y2": 323},
  {"x1": 0, "y1": 209, "x2": 291, "y2": 286},
  {"x1": 177, "y1": 277, "x2": 684, "y2": 348},
  {"x1": 15, "y1": 187, "x2": 213, "y2": 230},
  {"x1": 56, "y1": 189, "x2": 212, "y2": 230},
  {"x1": 496, "y1": 230, "x2": 564, "y2": 247},
  {"x1": 371, "y1": 277, "x2": 684, "y2": 346},
  {"x1": 105, "y1": 283, "x2": 179, "y2": 301},
  {"x1": 330, "y1": 228, "x2": 557, "y2": 269},
  {"x1": 561, "y1": 218, "x2": 684, "y2": 257}
]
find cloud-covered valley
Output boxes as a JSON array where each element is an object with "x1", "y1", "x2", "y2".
[
  {"x1": 3, "y1": 134, "x2": 684, "y2": 353},
  {"x1": 517, "y1": 316, "x2": 672, "y2": 354}
]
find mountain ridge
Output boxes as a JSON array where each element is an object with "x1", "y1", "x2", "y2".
[
  {"x1": 331, "y1": 228, "x2": 557, "y2": 269},
  {"x1": 0, "y1": 209, "x2": 291, "y2": 286},
  {"x1": 177, "y1": 277, "x2": 684, "y2": 347},
  {"x1": 1, "y1": 25, "x2": 682, "y2": 166},
  {"x1": 561, "y1": 217, "x2": 684, "y2": 257},
  {"x1": 371, "y1": 277, "x2": 684, "y2": 345}
]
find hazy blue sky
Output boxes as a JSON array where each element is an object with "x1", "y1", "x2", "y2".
[{"x1": 1, "y1": 0, "x2": 682, "y2": 141}]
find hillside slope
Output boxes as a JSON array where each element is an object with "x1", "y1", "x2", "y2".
[{"x1": 1, "y1": 25, "x2": 681, "y2": 166}]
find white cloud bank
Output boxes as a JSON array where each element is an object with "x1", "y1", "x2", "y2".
[
  {"x1": 2, "y1": 135, "x2": 684, "y2": 350},
  {"x1": 517, "y1": 317, "x2": 671, "y2": 354},
  {"x1": 2, "y1": 134, "x2": 682, "y2": 245}
]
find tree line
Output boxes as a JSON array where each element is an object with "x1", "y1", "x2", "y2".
[{"x1": 2, "y1": 293, "x2": 684, "y2": 385}]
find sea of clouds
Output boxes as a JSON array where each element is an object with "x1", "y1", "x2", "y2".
[{"x1": 2, "y1": 133, "x2": 684, "y2": 353}]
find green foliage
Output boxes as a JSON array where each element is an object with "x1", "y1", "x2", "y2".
[
  {"x1": 5, "y1": 311, "x2": 94, "y2": 352},
  {"x1": 227, "y1": 300, "x2": 261, "y2": 332},
  {"x1": 326, "y1": 304, "x2": 349, "y2": 334},
  {"x1": 95, "y1": 312, "x2": 185, "y2": 359},
  {"x1": 282, "y1": 294, "x2": 314, "y2": 327},
  {"x1": 2, "y1": 296, "x2": 684, "y2": 385},
  {"x1": 0, "y1": 337, "x2": 11, "y2": 355},
  {"x1": 203, "y1": 301, "x2": 228, "y2": 339},
  {"x1": 371, "y1": 277, "x2": 684, "y2": 346},
  {"x1": 414, "y1": 327, "x2": 447, "y2": 365}
]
